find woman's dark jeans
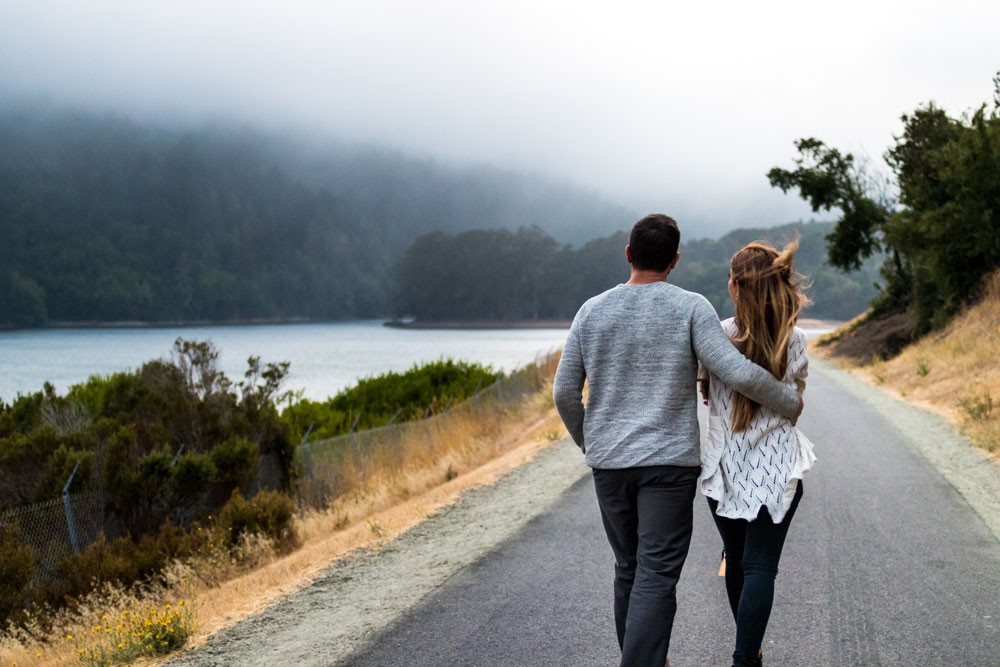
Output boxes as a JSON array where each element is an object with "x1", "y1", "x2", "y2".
[{"x1": 707, "y1": 482, "x2": 803, "y2": 667}]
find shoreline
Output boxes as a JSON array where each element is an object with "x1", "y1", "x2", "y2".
[
  {"x1": 2, "y1": 316, "x2": 841, "y2": 333},
  {"x1": 0, "y1": 317, "x2": 352, "y2": 332},
  {"x1": 384, "y1": 319, "x2": 572, "y2": 330}
]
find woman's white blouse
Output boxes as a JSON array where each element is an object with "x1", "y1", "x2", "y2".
[{"x1": 699, "y1": 318, "x2": 816, "y2": 523}]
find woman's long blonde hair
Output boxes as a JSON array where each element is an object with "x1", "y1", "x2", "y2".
[{"x1": 729, "y1": 238, "x2": 810, "y2": 432}]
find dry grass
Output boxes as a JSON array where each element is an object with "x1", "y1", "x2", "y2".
[
  {"x1": 817, "y1": 270, "x2": 1000, "y2": 455},
  {"x1": 0, "y1": 582, "x2": 194, "y2": 667},
  {"x1": 1, "y1": 356, "x2": 567, "y2": 667}
]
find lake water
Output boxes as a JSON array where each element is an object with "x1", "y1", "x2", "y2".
[
  {"x1": 0, "y1": 321, "x2": 572, "y2": 402},
  {"x1": 0, "y1": 319, "x2": 838, "y2": 403}
]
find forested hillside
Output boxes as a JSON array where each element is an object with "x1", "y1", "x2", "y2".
[
  {"x1": 0, "y1": 102, "x2": 888, "y2": 328},
  {"x1": 0, "y1": 103, "x2": 633, "y2": 325},
  {"x1": 391, "y1": 221, "x2": 881, "y2": 322}
]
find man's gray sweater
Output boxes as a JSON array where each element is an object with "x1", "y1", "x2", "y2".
[{"x1": 552, "y1": 282, "x2": 800, "y2": 469}]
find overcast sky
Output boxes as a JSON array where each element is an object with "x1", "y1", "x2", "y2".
[{"x1": 1, "y1": 0, "x2": 997, "y2": 238}]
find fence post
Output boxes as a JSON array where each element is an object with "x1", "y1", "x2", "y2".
[
  {"x1": 348, "y1": 414, "x2": 362, "y2": 434},
  {"x1": 387, "y1": 408, "x2": 404, "y2": 425},
  {"x1": 299, "y1": 423, "x2": 316, "y2": 506},
  {"x1": 62, "y1": 461, "x2": 81, "y2": 553}
]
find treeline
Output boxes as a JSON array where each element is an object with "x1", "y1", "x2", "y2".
[
  {"x1": 391, "y1": 221, "x2": 881, "y2": 322},
  {"x1": 769, "y1": 74, "x2": 1000, "y2": 336},
  {"x1": 0, "y1": 103, "x2": 632, "y2": 326}
]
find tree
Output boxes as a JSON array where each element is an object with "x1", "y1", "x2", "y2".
[
  {"x1": 769, "y1": 74, "x2": 1000, "y2": 334},
  {"x1": 767, "y1": 137, "x2": 898, "y2": 268}
]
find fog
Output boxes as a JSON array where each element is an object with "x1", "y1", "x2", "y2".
[{"x1": 1, "y1": 0, "x2": 997, "y2": 238}]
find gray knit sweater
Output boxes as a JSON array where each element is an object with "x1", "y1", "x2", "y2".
[{"x1": 552, "y1": 282, "x2": 801, "y2": 469}]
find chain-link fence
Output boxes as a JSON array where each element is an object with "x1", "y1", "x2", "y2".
[
  {"x1": 0, "y1": 489, "x2": 125, "y2": 576},
  {"x1": 296, "y1": 353, "x2": 557, "y2": 510}
]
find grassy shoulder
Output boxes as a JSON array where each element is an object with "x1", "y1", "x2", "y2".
[{"x1": 814, "y1": 270, "x2": 1000, "y2": 456}]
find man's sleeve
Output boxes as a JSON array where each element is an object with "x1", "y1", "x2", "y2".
[
  {"x1": 553, "y1": 321, "x2": 586, "y2": 452},
  {"x1": 691, "y1": 298, "x2": 800, "y2": 418}
]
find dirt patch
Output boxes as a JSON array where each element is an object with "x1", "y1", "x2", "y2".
[{"x1": 819, "y1": 310, "x2": 913, "y2": 361}]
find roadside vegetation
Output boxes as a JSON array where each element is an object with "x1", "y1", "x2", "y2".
[
  {"x1": 818, "y1": 269, "x2": 1000, "y2": 454},
  {"x1": 282, "y1": 359, "x2": 500, "y2": 441},
  {"x1": 0, "y1": 344, "x2": 560, "y2": 666}
]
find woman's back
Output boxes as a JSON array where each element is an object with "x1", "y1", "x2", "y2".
[{"x1": 700, "y1": 318, "x2": 814, "y2": 523}]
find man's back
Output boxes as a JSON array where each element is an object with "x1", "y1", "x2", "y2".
[{"x1": 553, "y1": 281, "x2": 709, "y2": 469}]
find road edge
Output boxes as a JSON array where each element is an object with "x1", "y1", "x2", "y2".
[{"x1": 812, "y1": 356, "x2": 1000, "y2": 542}]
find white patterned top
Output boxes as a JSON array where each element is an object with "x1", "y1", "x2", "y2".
[{"x1": 699, "y1": 318, "x2": 816, "y2": 523}]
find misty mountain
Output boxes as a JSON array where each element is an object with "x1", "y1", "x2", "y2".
[{"x1": 0, "y1": 103, "x2": 633, "y2": 325}]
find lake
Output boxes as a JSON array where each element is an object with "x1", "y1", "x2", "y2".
[
  {"x1": 0, "y1": 321, "x2": 572, "y2": 402},
  {"x1": 0, "y1": 319, "x2": 839, "y2": 403}
]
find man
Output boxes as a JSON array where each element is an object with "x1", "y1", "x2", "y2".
[{"x1": 553, "y1": 214, "x2": 802, "y2": 667}]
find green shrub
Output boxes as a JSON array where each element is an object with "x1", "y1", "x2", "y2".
[
  {"x1": 47, "y1": 523, "x2": 207, "y2": 607},
  {"x1": 33, "y1": 442, "x2": 94, "y2": 501},
  {"x1": 210, "y1": 436, "x2": 259, "y2": 491},
  {"x1": 0, "y1": 524, "x2": 39, "y2": 625},
  {"x1": 215, "y1": 490, "x2": 297, "y2": 553},
  {"x1": 282, "y1": 359, "x2": 500, "y2": 440},
  {"x1": 172, "y1": 451, "x2": 217, "y2": 502}
]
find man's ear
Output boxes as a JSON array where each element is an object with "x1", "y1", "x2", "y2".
[
  {"x1": 625, "y1": 245, "x2": 633, "y2": 265},
  {"x1": 668, "y1": 252, "x2": 680, "y2": 271}
]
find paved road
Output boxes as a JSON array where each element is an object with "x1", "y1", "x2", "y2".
[{"x1": 342, "y1": 361, "x2": 1000, "y2": 667}]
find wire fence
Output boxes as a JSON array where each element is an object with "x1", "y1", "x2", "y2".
[
  {"x1": 0, "y1": 352, "x2": 558, "y2": 578},
  {"x1": 0, "y1": 490, "x2": 125, "y2": 577},
  {"x1": 295, "y1": 355, "x2": 556, "y2": 510}
]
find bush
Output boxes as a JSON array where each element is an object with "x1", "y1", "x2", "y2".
[
  {"x1": 282, "y1": 359, "x2": 500, "y2": 440},
  {"x1": 210, "y1": 436, "x2": 259, "y2": 492},
  {"x1": 215, "y1": 490, "x2": 297, "y2": 554},
  {"x1": 172, "y1": 451, "x2": 218, "y2": 503},
  {"x1": 33, "y1": 442, "x2": 94, "y2": 501},
  {"x1": 0, "y1": 524, "x2": 39, "y2": 625},
  {"x1": 47, "y1": 523, "x2": 207, "y2": 607}
]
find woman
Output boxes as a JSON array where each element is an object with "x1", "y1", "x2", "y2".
[{"x1": 698, "y1": 239, "x2": 815, "y2": 667}]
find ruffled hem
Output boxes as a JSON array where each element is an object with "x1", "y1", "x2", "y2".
[{"x1": 700, "y1": 426, "x2": 817, "y2": 524}]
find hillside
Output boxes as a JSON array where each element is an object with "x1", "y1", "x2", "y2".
[
  {"x1": 0, "y1": 102, "x2": 634, "y2": 326},
  {"x1": 0, "y1": 103, "x2": 883, "y2": 328},
  {"x1": 818, "y1": 270, "x2": 1000, "y2": 454}
]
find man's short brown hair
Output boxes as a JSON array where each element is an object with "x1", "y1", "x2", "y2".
[{"x1": 629, "y1": 214, "x2": 680, "y2": 272}]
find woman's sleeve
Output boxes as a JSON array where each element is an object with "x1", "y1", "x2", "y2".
[{"x1": 787, "y1": 328, "x2": 809, "y2": 393}]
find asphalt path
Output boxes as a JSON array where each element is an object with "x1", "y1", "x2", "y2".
[{"x1": 341, "y1": 361, "x2": 1000, "y2": 667}]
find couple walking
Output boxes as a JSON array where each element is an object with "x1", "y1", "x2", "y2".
[{"x1": 553, "y1": 214, "x2": 815, "y2": 667}]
